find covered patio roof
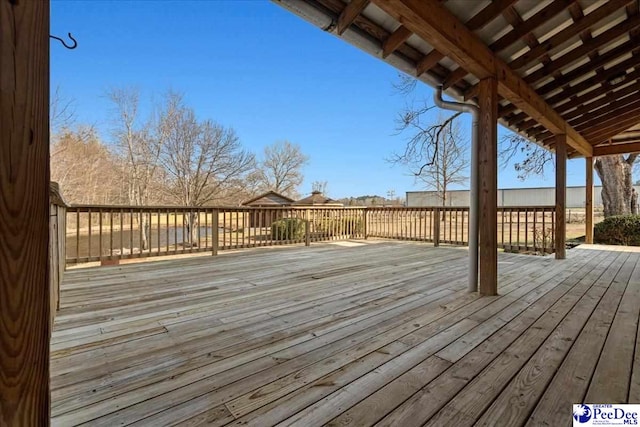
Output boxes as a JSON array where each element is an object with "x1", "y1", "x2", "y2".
[{"x1": 274, "y1": 0, "x2": 640, "y2": 157}]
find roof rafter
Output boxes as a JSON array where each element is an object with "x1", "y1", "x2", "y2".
[
  {"x1": 416, "y1": 50, "x2": 444, "y2": 76},
  {"x1": 535, "y1": 37, "x2": 640, "y2": 98},
  {"x1": 490, "y1": 0, "x2": 576, "y2": 53},
  {"x1": 485, "y1": 12, "x2": 640, "y2": 112},
  {"x1": 583, "y1": 109, "x2": 640, "y2": 141},
  {"x1": 382, "y1": 25, "x2": 412, "y2": 58},
  {"x1": 465, "y1": 0, "x2": 518, "y2": 31},
  {"x1": 509, "y1": 0, "x2": 632, "y2": 71},
  {"x1": 442, "y1": 66, "x2": 468, "y2": 89},
  {"x1": 371, "y1": 0, "x2": 592, "y2": 156},
  {"x1": 507, "y1": 53, "x2": 640, "y2": 129},
  {"x1": 336, "y1": 0, "x2": 370, "y2": 35},
  {"x1": 571, "y1": 95, "x2": 640, "y2": 129}
]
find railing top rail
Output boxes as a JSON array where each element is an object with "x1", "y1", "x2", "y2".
[
  {"x1": 68, "y1": 204, "x2": 556, "y2": 211},
  {"x1": 67, "y1": 204, "x2": 368, "y2": 211},
  {"x1": 499, "y1": 205, "x2": 556, "y2": 210},
  {"x1": 50, "y1": 182, "x2": 68, "y2": 208}
]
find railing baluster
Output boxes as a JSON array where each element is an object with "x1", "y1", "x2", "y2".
[
  {"x1": 98, "y1": 209, "x2": 103, "y2": 261},
  {"x1": 120, "y1": 208, "x2": 124, "y2": 258},
  {"x1": 129, "y1": 208, "x2": 133, "y2": 258},
  {"x1": 155, "y1": 210, "x2": 159, "y2": 255},
  {"x1": 76, "y1": 209, "x2": 80, "y2": 262},
  {"x1": 165, "y1": 210, "x2": 169, "y2": 255},
  {"x1": 88, "y1": 208, "x2": 92, "y2": 262}
]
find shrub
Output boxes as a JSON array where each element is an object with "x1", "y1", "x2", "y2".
[
  {"x1": 594, "y1": 215, "x2": 640, "y2": 246},
  {"x1": 271, "y1": 218, "x2": 306, "y2": 241},
  {"x1": 316, "y1": 217, "x2": 363, "y2": 236}
]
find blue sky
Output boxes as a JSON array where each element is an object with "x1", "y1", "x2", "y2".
[{"x1": 51, "y1": 0, "x2": 593, "y2": 199}]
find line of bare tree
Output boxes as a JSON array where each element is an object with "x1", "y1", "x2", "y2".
[{"x1": 50, "y1": 86, "x2": 309, "y2": 248}]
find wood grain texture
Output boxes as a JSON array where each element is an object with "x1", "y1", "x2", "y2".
[
  {"x1": 48, "y1": 242, "x2": 640, "y2": 425},
  {"x1": 556, "y1": 134, "x2": 567, "y2": 259},
  {"x1": 0, "y1": 0, "x2": 51, "y2": 424},
  {"x1": 585, "y1": 157, "x2": 594, "y2": 244},
  {"x1": 477, "y1": 77, "x2": 498, "y2": 296}
]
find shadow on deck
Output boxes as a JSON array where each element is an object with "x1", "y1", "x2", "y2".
[{"x1": 50, "y1": 240, "x2": 640, "y2": 426}]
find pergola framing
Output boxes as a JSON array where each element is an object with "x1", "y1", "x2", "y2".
[{"x1": 274, "y1": 0, "x2": 640, "y2": 294}]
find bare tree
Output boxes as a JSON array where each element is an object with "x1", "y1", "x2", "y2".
[
  {"x1": 50, "y1": 85, "x2": 76, "y2": 135},
  {"x1": 390, "y1": 113, "x2": 469, "y2": 206},
  {"x1": 51, "y1": 126, "x2": 121, "y2": 204},
  {"x1": 499, "y1": 132, "x2": 554, "y2": 180},
  {"x1": 107, "y1": 87, "x2": 163, "y2": 249},
  {"x1": 253, "y1": 141, "x2": 308, "y2": 198},
  {"x1": 158, "y1": 92, "x2": 255, "y2": 245}
]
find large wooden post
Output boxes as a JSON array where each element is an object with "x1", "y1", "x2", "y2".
[
  {"x1": 585, "y1": 156, "x2": 594, "y2": 244},
  {"x1": 0, "y1": 1, "x2": 51, "y2": 425},
  {"x1": 555, "y1": 134, "x2": 567, "y2": 259},
  {"x1": 477, "y1": 77, "x2": 498, "y2": 296}
]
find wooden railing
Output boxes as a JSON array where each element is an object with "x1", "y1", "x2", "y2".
[
  {"x1": 366, "y1": 206, "x2": 555, "y2": 254},
  {"x1": 499, "y1": 206, "x2": 556, "y2": 255},
  {"x1": 65, "y1": 205, "x2": 366, "y2": 264},
  {"x1": 366, "y1": 207, "x2": 469, "y2": 245},
  {"x1": 64, "y1": 204, "x2": 555, "y2": 265},
  {"x1": 50, "y1": 183, "x2": 68, "y2": 327}
]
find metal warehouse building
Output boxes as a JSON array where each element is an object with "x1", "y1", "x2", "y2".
[{"x1": 406, "y1": 186, "x2": 640, "y2": 208}]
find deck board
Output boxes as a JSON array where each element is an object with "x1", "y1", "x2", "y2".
[{"x1": 49, "y1": 241, "x2": 640, "y2": 426}]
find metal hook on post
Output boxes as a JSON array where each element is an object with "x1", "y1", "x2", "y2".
[{"x1": 49, "y1": 33, "x2": 78, "y2": 50}]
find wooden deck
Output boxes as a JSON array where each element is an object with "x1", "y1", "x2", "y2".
[{"x1": 50, "y1": 241, "x2": 640, "y2": 426}]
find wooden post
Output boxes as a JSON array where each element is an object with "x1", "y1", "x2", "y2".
[
  {"x1": 212, "y1": 209, "x2": 219, "y2": 256},
  {"x1": 433, "y1": 208, "x2": 440, "y2": 247},
  {"x1": 0, "y1": 0, "x2": 51, "y2": 424},
  {"x1": 555, "y1": 134, "x2": 567, "y2": 259},
  {"x1": 305, "y1": 219, "x2": 311, "y2": 246},
  {"x1": 585, "y1": 156, "x2": 594, "y2": 244},
  {"x1": 477, "y1": 77, "x2": 498, "y2": 296},
  {"x1": 363, "y1": 208, "x2": 368, "y2": 239}
]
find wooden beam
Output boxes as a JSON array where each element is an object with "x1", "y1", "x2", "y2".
[
  {"x1": 585, "y1": 157, "x2": 594, "y2": 244},
  {"x1": 442, "y1": 66, "x2": 468, "y2": 89},
  {"x1": 477, "y1": 77, "x2": 498, "y2": 296},
  {"x1": 371, "y1": 0, "x2": 592, "y2": 156},
  {"x1": 593, "y1": 142, "x2": 640, "y2": 156},
  {"x1": 583, "y1": 109, "x2": 640, "y2": 141},
  {"x1": 555, "y1": 134, "x2": 567, "y2": 259},
  {"x1": 490, "y1": 0, "x2": 576, "y2": 52},
  {"x1": 544, "y1": 55, "x2": 640, "y2": 108},
  {"x1": 563, "y1": 83, "x2": 640, "y2": 122},
  {"x1": 554, "y1": 72, "x2": 640, "y2": 117},
  {"x1": 509, "y1": 0, "x2": 631, "y2": 71},
  {"x1": 337, "y1": 0, "x2": 370, "y2": 35},
  {"x1": 574, "y1": 99, "x2": 640, "y2": 132},
  {"x1": 508, "y1": 62, "x2": 640, "y2": 131},
  {"x1": 535, "y1": 38, "x2": 640, "y2": 98},
  {"x1": 481, "y1": 11, "x2": 640, "y2": 108},
  {"x1": 382, "y1": 25, "x2": 412, "y2": 58},
  {"x1": 413, "y1": 0, "x2": 519, "y2": 79},
  {"x1": 465, "y1": 0, "x2": 518, "y2": 31},
  {"x1": 415, "y1": 50, "x2": 444, "y2": 77},
  {"x1": 0, "y1": 0, "x2": 51, "y2": 425},
  {"x1": 523, "y1": 13, "x2": 640, "y2": 85},
  {"x1": 590, "y1": 122, "x2": 638, "y2": 146}
]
